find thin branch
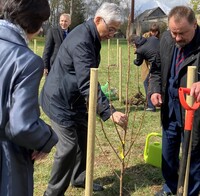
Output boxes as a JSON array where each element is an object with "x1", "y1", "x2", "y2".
[
  {"x1": 125, "y1": 110, "x2": 146, "y2": 158},
  {"x1": 95, "y1": 135, "x2": 120, "y2": 179},
  {"x1": 99, "y1": 119, "x2": 123, "y2": 162}
]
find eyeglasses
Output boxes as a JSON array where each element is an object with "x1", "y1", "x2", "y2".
[{"x1": 102, "y1": 18, "x2": 117, "y2": 34}]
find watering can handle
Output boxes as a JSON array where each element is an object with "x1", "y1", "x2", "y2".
[{"x1": 144, "y1": 132, "x2": 162, "y2": 161}]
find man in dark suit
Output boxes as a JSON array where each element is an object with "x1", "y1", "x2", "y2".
[
  {"x1": 43, "y1": 13, "x2": 71, "y2": 76},
  {"x1": 40, "y1": 2, "x2": 128, "y2": 196},
  {"x1": 149, "y1": 6, "x2": 200, "y2": 196}
]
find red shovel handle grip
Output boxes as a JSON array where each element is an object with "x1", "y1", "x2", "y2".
[
  {"x1": 179, "y1": 87, "x2": 200, "y2": 110},
  {"x1": 179, "y1": 87, "x2": 200, "y2": 130}
]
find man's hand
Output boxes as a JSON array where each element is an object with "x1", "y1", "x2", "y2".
[
  {"x1": 110, "y1": 111, "x2": 128, "y2": 129},
  {"x1": 43, "y1": 68, "x2": 49, "y2": 76},
  {"x1": 190, "y1": 81, "x2": 200, "y2": 102},
  {"x1": 151, "y1": 93, "x2": 162, "y2": 107}
]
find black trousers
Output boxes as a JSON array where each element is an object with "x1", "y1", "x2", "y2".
[
  {"x1": 45, "y1": 119, "x2": 87, "y2": 196},
  {"x1": 162, "y1": 117, "x2": 200, "y2": 196}
]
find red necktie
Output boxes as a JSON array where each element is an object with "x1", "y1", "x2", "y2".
[{"x1": 176, "y1": 48, "x2": 184, "y2": 74}]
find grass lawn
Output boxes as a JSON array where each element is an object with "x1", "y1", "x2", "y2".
[{"x1": 29, "y1": 37, "x2": 163, "y2": 196}]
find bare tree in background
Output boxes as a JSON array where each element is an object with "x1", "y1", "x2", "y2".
[
  {"x1": 190, "y1": 0, "x2": 200, "y2": 13},
  {"x1": 0, "y1": 0, "x2": 7, "y2": 15},
  {"x1": 70, "y1": 0, "x2": 73, "y2": 17}
]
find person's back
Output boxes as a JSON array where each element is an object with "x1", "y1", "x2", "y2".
[
  {"x1": 134, "y1": 36, "x2": 159, "y2": 66},
  {"x1": 133, "y1": 35, "x2": 159, "y2": 111},
  {"x1": 40, "y1": 20, "x2": 101, "y2": 122}
]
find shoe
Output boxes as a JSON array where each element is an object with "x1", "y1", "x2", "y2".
[
  {"x1": 43, "y1": 191, "x2": 64, "y2": 196},
  {"x1": 73, "y1": 183, "x2": 104, "y2": 192},
  {"x1": 92, "y1": 183, "x2": 104, "y2": 191},
  {"x1": 146, "y1": 107, "x2": 156, "y2": 112},
  {"x1": 154, "y1": 189, "x2": 173, "y2": 196}
]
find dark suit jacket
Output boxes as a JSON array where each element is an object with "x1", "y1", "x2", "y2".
[
  {"x1": 42, "y1": 26, "x2": 69, "y2": 71},
  {"x1": 149, "y1": 28, "x2": 200, "y2": 148},
  {"x1": 134, "y1": 36, "x2": 159, "y2": 66},
  {"x1": 40, "y1": 18, "x2": 115, "y2": 127}
]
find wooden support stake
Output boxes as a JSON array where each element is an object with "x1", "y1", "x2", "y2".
[
  {"x1": 117, "y1": 39, "x2": 119, "y2": 67},
  {"x1": 85, "y1": 68, "x2": 98, "y2": 196},
  {"x1": 33, "y1": 39, "x2": 37, "y2": 54},
  {"x1": 108, "y1": 39, "x2": 110, "y2": 66},
  {"x1": 183, "y1": 66, "x2": 196, "y2": 196},
  {"x1": 119, "y1": 47, "x2": 122, "y2": 104}
]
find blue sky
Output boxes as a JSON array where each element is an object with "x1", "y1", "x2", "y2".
[
  {"x1": 136, "y1": 0, "x2": 190, "y2": 8},
  {"x1": 135, "y1": 0, "x2": 190, "y2": 14}
]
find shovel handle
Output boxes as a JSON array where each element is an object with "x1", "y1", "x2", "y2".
[
  {"x1": 179, "y1": 88, "x2": 200, "y2": 110},
  {"x1": 179, "y1": 87, "x2": 200, "y2": 130}
]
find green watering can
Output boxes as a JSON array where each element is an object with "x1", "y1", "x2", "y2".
[
  {"x1": 144, "y1": 132, "x2": 162, "y2": 168},
  {"x1": 100, "y1": 82, "x2": 118, "y2": 100}
]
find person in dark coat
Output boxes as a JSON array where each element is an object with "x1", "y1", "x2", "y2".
[
  {"x1": 149, "y1": 6, "x2": 200, "y2": 196},
  {"x1": 40, "y1": 2, "x2": 128, "y2": 196},
  {"x1": 43, "y1": 13, "x2": 71, "y2": 76},
  {"x1": 0, "y1": 0, "x2": 58, "y2": 196},
  {"x1": 134, "y1": 35, "x2": 159, "y2": 111}
]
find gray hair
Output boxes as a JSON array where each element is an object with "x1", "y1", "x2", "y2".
[
  {"x1": 95, "y1": 2, "x2": 123, "y2": 24},
  {"x1": 60, "y1": 13, "x2": 71, "y2": 19}
]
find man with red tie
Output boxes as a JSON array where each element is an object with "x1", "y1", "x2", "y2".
[{"x1": 149, "y1": 6, "x2": 200, "y2": 196}]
